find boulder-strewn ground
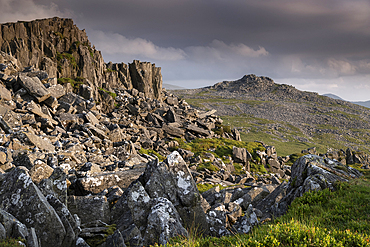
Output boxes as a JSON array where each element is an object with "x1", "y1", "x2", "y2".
[{"x1": 0, "y1": 18, "x2": 366, "y2": 247}]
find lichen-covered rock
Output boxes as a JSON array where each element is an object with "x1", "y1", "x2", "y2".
[
  {"x1": 140, "y1": 152, "x2": 209, "y2": 234},
  {"x1": 0, "y1": 168, "x2": 66, "y2": 247},
  {"x1": 68, "y1": 195, "x2": 110, "y2": 224},
  {"x1": 143, "y1": 197, "x2": 188, "y2": 246},
  {"x1": 275, "y1": 155, "x2": 362, "y2": 217},
  {"x1": 111, "y1": 181, "x2": 151, "y2": 247},
  {"x1": 231, "y1": 204, "x2": 258, "y2": 234}
]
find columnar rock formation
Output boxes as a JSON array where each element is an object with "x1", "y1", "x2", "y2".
[{"x1": 0, "y1": 17, "x2": 162, "y2": 101}]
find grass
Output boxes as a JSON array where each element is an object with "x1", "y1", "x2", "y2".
[
  {"x1": 139, "y1": 148, "x2": 165, "y2": 162},
  {"x1": 173, "y1": 137, "x2": 266, "y2": 174},
  {"x1": 157, "y1": 175, "x2": 370, "y2": 247},
  {"x1": 57, "y1": 52, "x2": 78, "y2": 69},
  {"x1": 98, "y1": 87, "x2": 117, "y2": 99},
  {"x1": 57, "y1": 77, "x2": 84, "y2": 92}
]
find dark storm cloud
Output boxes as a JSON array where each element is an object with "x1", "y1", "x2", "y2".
[{"x1": 2, "y1": 0, "x2": 370, "y2": 100}]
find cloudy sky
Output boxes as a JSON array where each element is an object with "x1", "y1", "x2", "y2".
[{"x1": 1, "y1": 0, "x2": 370, "y2": 101}]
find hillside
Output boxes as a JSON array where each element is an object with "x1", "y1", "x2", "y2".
[{"x1": 171, "y1": 74, "x2": 370, "y2": 156}]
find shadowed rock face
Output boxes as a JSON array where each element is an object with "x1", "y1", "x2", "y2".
[{"x1": 0, "y1": 17, "x2": 162, "y2": 101}]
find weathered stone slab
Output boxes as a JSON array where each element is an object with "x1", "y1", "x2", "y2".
[
  {"x1": 68, "y1": 195, "x2": 110, "y2": 224},
  {"x1": 76, "y1": 169, "x2": 144, "y2": 195},
  {"x1": 0, "y1": 83, "x2": 11, "y2": 101},
  {"x1": 25, "y1": 130, "x2": 55, "y2": 152},
  {"x1": 18, "y1": 75, "x2": 50, "y2": 102}
]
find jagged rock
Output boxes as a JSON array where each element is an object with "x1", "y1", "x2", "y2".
[
  {"x1": 162, "y1": 124, "x2": 185, "y2": 138},
  {"x1": 231, "y1": 204, "x2": 258, "y2": 234},
  {"x1": 24, "y1": 129, "x2": 55, "y2": 152},
  {"x1": 140, "y1": 152, "x2": 209, "y2": 234},
  {"x1": 0, "y1": 168, "x2": 66, "y2": 247},
  {"x1": 104, "y1": 229, "x2": 127, "y2": 247},
  {"x1": 0, "y1": 222, "x2": 5, "y2": 240},
  {"x1": 48, "y1": 84, "x2": 66, "y2": 99},
  {"x1": 232, "y1": 128, "x2": 241, "y2": 141},
  {"x1": 143, "y1": 197, "x2": 188, "y2": 246},
  {"x1": 68, "y1": 195, "x2": 110, "y2": 224},
  {"x1": 18, "y1": 75, "x2": 50, "y2": 102},
  {"x1": 75, "y1": 169, "x2": 144, "y2": 195},
  {"x1": 232, "y1": 146, "x2": 251, "y2": 164},
  {"x1": 274, "y1": 155, "x2": 362, "y2": 217},
  {"x1": 129, "y1": 60, "x2": 162, "y2": 100},
  {"x1": 186, "y1": 124, "x2": 212, "y2": 137}
]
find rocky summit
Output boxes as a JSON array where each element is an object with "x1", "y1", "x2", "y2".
[{"x1": 0, "y1": 18, "x2": 365, "y2": 247}]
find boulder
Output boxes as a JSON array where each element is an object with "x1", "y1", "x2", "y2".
[
  {"x1": 140, "y1": 152, "x2": 209, "y2": 234},
  {"x1": 143, "y1": 197, "x2": 188, "y2": 246},
  {"x1": 0, "y1": 168, "x2": 66, "y2": 247},
  {"x1": 18, "y1": 75, "x2": 50, "y2": 102},
  {"x1": 274, "y1": 155, "x2": 362, "y2": 217}
]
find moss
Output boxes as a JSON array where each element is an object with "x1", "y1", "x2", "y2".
[
  {"x1": 57, "y1": 52, "x2": 78, "y2": 69},
  {"x1": 54, "y1": 32, "x2": 64, "y2": 39},
  {"x1": 232, "y1": 163, "x2": 244, "y2": 175},
  {"x1": 57, "y1": 77, "x2": 84, "y2": 91},
  {"x1": 139, "y1": 148, "x2": 165, "y2": 162},
  {"x1": 98, "y1": 87, "x2": 117, "y2": 99},
  {"x1": 0, "y1": 237, "x2": 26, "y2": 246},
  {"x1": 106, "y1": 68, "x2": 116, "y2": 73},
  {"x1": 197, "y1": 161, "x2": 220, "y2": 172}
]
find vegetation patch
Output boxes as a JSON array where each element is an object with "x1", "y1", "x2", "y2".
[
  {"x1": 57, "y1": 77, "x2": 84, "y2": 92},
  {"x1": 139, "y1": 148, "x2": 165, "y2": 162},
  {"x1": 162, "y1": 176, "x2": 370, "y2": 247},
  {"x1": 98, "y1": 87, "x2": 117, "y2": 99}
]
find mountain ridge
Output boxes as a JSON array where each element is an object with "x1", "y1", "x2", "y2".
[{"x1": 171, "y1": 74, "x2": 370, "y2": 154}]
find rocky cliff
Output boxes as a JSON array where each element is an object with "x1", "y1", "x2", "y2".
[{"x1": 0, "y1": 17, "x2": 162, "y2": 103}]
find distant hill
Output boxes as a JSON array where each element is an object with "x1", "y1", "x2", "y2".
[
  {"x1": 351, "y1": 101, "x2": 370, "y2": 108},
  {"x1": 171, "y1": 74, "x2": 370, "y2": 155},
  {"x1": 163, "y1": 83, "x2": 187, "y2": 90},
  {"x1": 323, "y1": 93, "x2": 344, "y2": 100},
  {"x1": 323, "y1": 94, "x2": 370, "y2": 109}
]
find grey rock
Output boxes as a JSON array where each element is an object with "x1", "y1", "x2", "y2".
[
  {"x1": 68, "y1": 195, "x2": 110, "y2": 224},
  {"x1": 0, "y1": 222, "x2": 5, "y2": 240},
  {"x1": 18, "y1": 75, "x2": 50, "y2": 102},
  {"x1": 0, "y1": 168, "x2": 66, "y2": 247},
  {"x1": 275, "y1": 155, "x2": 362, "y2": 217},
  {"x1": 141, "y1": 152, "x2": 209, "y2": 234},
  {"x1": 143, "y1": 197, "x2": 188, "y2": 246},
  {"x1": 105, "y1": 230, "x2": 127, "y2": 247},
  {"x1": 129, "y1": 60, "x2": 162, "y2": 100},
  {"x1": 26, "y1": 228, "x2": 40, "y2": 247}
]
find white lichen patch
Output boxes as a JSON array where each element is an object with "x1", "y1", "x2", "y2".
[
  {"x1": 83, "y1": 176, "x2": 102, "y2": 187},
  {"x1": 131, "y1": 185, "x2": 150, "y2": 203},
  {"x1": 53, "y1": 179, "x2": 67, "y2": 191},
  {"x1": 19, "y1": 173, "x2": 32, "y2": 188},
  {"x1": 176, "y1": 171, "x2": 192, "y2": 195},
  {"x1": 166, "y1": 151, "x2": 185, "y2": 167},
  {"x1": 11, "y1": 189, "x2": 22, "y2": 206}
]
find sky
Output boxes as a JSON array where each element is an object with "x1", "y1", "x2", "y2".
[{"x1": 1, "y1": 0, "x2": 370, "y2": 101}]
